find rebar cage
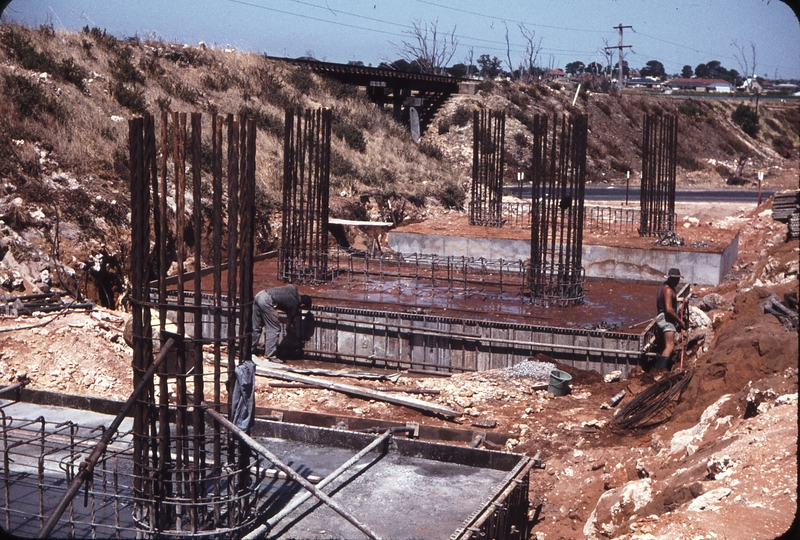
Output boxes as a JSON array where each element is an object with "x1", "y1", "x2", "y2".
[
  {"x1": 639, "y1": 113, "x2": 678, "y2": 237},
  {"x1": 128, "y1": 111, "x2": 260, "y2": 537},
  {"x1": 528, "y1": 113, "x2": 589, "y2": 307},
  {"x1": 279, "y1": 108, "x2": 332, "y2": 283},
  {"x1": 470, "y1": 110, "x2": 506, "y2": 227}
]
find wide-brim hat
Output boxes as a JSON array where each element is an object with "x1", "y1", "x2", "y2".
[{"x1": 665, "y1": 268, "x2": 682, "y2": 279}]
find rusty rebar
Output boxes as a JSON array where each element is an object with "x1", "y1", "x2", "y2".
[
  {"x1": 639, "y1": 113, "x2": 678, "y2": 237},
  {"x1": 280, "y1": 108, "x2": 332, "y2": 283},
  {"x1": 470, "y1": 110, "x2": 505, "y2": 227},
  {"x1": 528, "y1": 114, "x2": 588, "y2": 307}
]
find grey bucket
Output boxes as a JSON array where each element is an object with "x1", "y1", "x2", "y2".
[{"x1": 547, "y1": 369, "x2": 572, "y2": 396}]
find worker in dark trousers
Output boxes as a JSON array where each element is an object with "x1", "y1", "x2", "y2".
[
  {"x1": 252, "y1": 284, "x2": 312, "y2": 361},
  {"x1": 654, "y1": 268, "x2": 685, "y2": 371}
]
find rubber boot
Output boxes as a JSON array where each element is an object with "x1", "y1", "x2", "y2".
[{"x1": 654, "y1": 355, "x2": 670, "y2": 370}]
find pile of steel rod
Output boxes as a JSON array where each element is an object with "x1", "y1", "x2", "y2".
[{"x1": 611, "y1": 370, "x2": 693, "y2": 432}]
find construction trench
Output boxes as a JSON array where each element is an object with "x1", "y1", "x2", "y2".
[{"x1": 0, "y1": 109, "x2": 736, "y2": 539}]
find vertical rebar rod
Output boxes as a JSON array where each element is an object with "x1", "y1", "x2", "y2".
[{"x1": 211, "y1": 114, "x2": 224, "y2": 528}]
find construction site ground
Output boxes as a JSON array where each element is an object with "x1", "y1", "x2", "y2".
[{"x1": 1, "y1": 192, "x2": 798, "y2": 539}]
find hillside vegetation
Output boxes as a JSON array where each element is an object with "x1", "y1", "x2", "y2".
[{"x1": 0, "y1": 22, "x2": 797, "y2": 307}]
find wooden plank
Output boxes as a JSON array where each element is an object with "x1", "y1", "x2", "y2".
[{"x1": 254, "y1": 362, "x2": 461, "y2": 418}]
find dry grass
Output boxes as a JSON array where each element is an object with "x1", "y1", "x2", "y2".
[{"x1": 0, "y1": 22, "x2": 471, "y2": 268}]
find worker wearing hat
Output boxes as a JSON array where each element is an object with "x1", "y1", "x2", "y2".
[{"x1": 654, "y1": 268, "x2": 685, "y2": 370}]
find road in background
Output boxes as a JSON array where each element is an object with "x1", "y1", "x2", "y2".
[{"x1": 507, "y1": 185, "x2": 774, "y2": 203}]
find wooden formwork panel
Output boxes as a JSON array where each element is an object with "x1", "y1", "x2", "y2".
[
  {"x1": 153, "y1": 295, "x2": 645, "y2": 375},
  {"x1": 310, "y1": 306, "x2": 645, "y2": 375}
]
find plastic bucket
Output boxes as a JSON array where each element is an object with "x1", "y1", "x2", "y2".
[{"x1": 547, "y1": 369, "x2": 573, "y2": 396}]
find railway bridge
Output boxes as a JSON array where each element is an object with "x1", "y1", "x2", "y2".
[{"x1": 269, "y1": 56, "x2": 474, "y2": 135}]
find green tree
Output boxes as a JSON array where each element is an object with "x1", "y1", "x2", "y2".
[
  {"x1": 587, "y1": 62, "x2": 604, "y2": 75},
  {"x1": 640, "y1": 60, "x2": 665, "y2": 78},
  {"x1": 681, "y1": 65, "x2": 693, "y2": 78},
  {"x1": 448, "y1": 63, "x2": 475, "y2": 78},
  {"x1": 565, "y1": 61, "x2": 585, "y2": 75},
  {"x1": 695, "y1": 63, "x2": 709, "y2": 78},
  {"x1": 477, "y1": 54, "x2": 503, "y2": 78},
  {"x1": 731, "y1": 104, "x2": 760, "y2": 137}
]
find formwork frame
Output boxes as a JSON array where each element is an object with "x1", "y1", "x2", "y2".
[
  {"x1": 279, "y1": 108, "x2": 332, "y2": 283},
  {"x1": 470, "y1": 110, "x2": 506, "y2": 227},
  {"x1": 128, "y1": 111, "x2": 259, "y2": 537},
  {"x1": 639, "y1": 113, "x2": 678, "y2": 237},
  {"x1": 528, "y1": 114, "x2": 588, "y2": 306}
]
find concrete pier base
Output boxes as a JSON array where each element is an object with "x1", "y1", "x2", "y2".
[{"x1": 388, "y1": 230, "x2": 739, "y2": 285}]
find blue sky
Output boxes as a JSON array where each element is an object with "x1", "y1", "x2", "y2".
[{"x1": 4, "y1": 0, "x2": 800, "y2": 79}]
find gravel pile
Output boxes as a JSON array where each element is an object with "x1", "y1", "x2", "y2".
[{"x1": 502, "y1": 359, "x2": 557, "y2": 380}]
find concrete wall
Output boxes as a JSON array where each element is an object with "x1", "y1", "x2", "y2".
[{"x1": 388, "y1": 231, "x2": 739, "y2": 285}]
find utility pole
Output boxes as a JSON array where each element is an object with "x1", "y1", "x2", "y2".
[{"x1": 605, "y1": 24, "x2": 632, "y2": 93}]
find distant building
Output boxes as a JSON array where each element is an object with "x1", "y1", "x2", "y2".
[
  {"x1": 664, "y1": 78, "x2": 734, "y2": 93},
  {"x1": 546, "y1": 69, "x2": 569, "y2": 82},
  {"x1": 625, "y1": 77, "x2": 663, "y2": 89}
]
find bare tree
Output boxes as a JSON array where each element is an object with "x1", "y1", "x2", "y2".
[
  {"x1": 732, "y1": 40, "x2": 757, "y2": 80},
  {"x1": 504, "y1": 23, "x2": 515, "y2": 79},
  {"x1": 396, "y1": 19, "x2": 458, "y2": 75},
  {"x1": 519, "y1": 24, "x2": 543, "y2": 81},
  {"x1": 465, "y1": 46, "x2": 475, "y2": 78},
  {"x1": 600, "y1": 38, "x2": 616, "y2": 79}
]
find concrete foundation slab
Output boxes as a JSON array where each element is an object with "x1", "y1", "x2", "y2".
[
  {"x1": 388, "y1": 231, "x2": 739, "y2": 285},
  {"x1": 0, "y1": 398, "x2": 533, "y2": 540}
]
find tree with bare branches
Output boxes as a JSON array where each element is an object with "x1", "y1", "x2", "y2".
[
  {"x1": 519, "y1": 24, "x2": 543, "y2": 81},
  {"x1": 732, "y1": 40, "x2": 757, "y2": 80},
  {"x1": 396, "y1": 19, "x2": 458, "y2": 75}
]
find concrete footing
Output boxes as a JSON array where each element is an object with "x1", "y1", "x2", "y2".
[{"x1": 388, "y1": 231, "x2": 739, "y2": 285}]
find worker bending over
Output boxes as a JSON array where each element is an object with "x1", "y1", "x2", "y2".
[{"x1": 252, "y1": 284, "x2": 312, "y2": 361}]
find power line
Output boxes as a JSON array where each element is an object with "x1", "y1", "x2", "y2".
[
  {"x1": 413, "y1": 0, "x2": 608, "y2": 34},
  {"x1": 229, "y1": 0, "x2": 595, "y2": 60}
]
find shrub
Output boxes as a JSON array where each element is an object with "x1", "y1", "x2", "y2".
[
  {"x1": 508, "y1": 91, "x2": 529, "y2": 108},
  {"x1": 202, "y1": 73, "x2": 232, "y2": 92},
  {"x1": 513, "y1": 131, "x2": 528, "y2": 147},
  {"x1": 172, "y1": 81, "x2": 200, "y2": 104},
  {"x1": 288, "y1": 68, "x2": 315, "y2": 94},
  {"x1": 238, "y1": 105, "x2": 283, "y2": 138},
  {"x1": 110, "y1": 48, "x2": 145, "y2": 85},
  {"x1": 451, "y1": 105, "x2": 472, "y2": 127},
  {"x1": 112, "y1": 81, "x2": 147, "y2": 114},
  {"x1": 1, "y1": 28, "x2": 87, "y2": 90},
  {"x1": 56, "y1": 58, "x2": 89, "y2": 90},
  {"x1": 436, "y1": 181, "x2": 466, "y2": 210},
  {"x1": 330, "y1": 149, "x2": 357, "y2": 178},
  {"x1": 438, "y1": 119, "x2": 451, "y2": 134},
  {"x1": 731, "y1": 104, "x2": 760, "y2": 137},
  {"x1": 82, "y1": 26, "x2": 119, "y2": 51},
  {"x1": 419, "y1": 141, "x2": 443, "y2": 160},
  {"x1": 676, "y1": 155, "x2": 703, "y2": 171},
  {"x1": 771, "y1": 135, "x2": 795, "y2": 158},
  {"x1": 3, "y1": 74, "x2": 62, "y2": 120},
  {"x1": 610, "y1": 158, "x2": 631, "y2": 173},
  {"x1": 139, "y1": 55, "x2": 165, "y2": 77},
  {"x1": 478, "y1": 79, "x2": 495, "y2": 93},
  {"x1": 332, "y1": 114, "x2": 367, "y2": 153},
  {"x1": 677, "y1": 99, "x2": 703, "y2": 118},
  {"x1": 323, "y1": 78, "x2": 358, "y2": 99}
]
